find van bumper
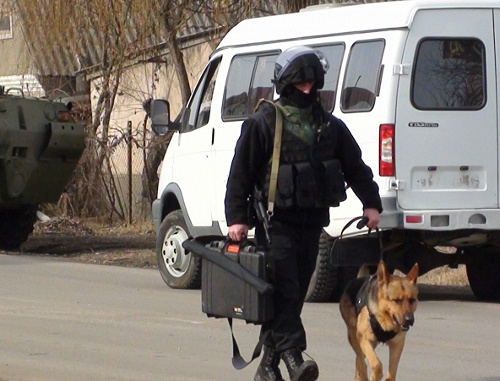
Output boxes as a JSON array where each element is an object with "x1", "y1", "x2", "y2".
[
  {"x1": 152, "y1": 199, "x2": 162, "y2": 233},
  {"x1": 401, "y1": 208, "x2": 500, "y2": 231}
]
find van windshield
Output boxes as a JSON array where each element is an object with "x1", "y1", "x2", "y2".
[{"x1": 412, "y1": 38, "x2": 485, "y2": 110}]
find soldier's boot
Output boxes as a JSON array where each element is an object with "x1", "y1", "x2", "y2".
[
  {"x1": 254, "y1": 345, "x2": 285, "y2": 381},
  {"x1": 281, "y1": 348, "x2": 319, "y2": 381}
]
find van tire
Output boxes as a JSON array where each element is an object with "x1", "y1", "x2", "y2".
[
  {"x1": 465, "y1": 248, "x2": 500, "y2": 301},
  {"x1": 156, "y1": 210, "x2": 201, "y2": 289},
  {"x1": 305, "y1": 231, "x2": 337, "y2": 303}
]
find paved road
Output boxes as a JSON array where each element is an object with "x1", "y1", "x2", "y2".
[{"x1": 0, "y1": 254, "x2": 499, "y2": 381}]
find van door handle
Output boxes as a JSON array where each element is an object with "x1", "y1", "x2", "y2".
[{"x1": 211, "y1": 128, "x2": 215, "y2": 145}]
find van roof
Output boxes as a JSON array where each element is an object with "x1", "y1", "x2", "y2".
[{"x1": 217, "y1": 0, "x2": 500, "y2": 51}]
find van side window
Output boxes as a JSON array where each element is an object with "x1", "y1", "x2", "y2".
[
  {"x1": 222, "y1": 52, "x2": 278, "y2": 120},
  {"x1": 316, "y1": 44, "x2": 345, "y2": 113},
  {"x1": 412, "y1": 38, "x2": 485, "y2": 110},
  {"x1": 183, "y1": 57, "x2": 221, "y2": 133},
  {"x1": 341, "y1": 40, "x2": 385, "y2": 112}
]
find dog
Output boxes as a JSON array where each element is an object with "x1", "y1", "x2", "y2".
[{"x1": 339, "y1": 260, "x2": 419, "y2": 381}]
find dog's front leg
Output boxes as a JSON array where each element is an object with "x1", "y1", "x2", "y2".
[
  {"x1": 359, "y1": 338, "x2": 382, "y2": 381},
  {"x1": 354, "y1": 351, "x2": 368, "y2": 381},
  {"x1": 386, "y1": 333, "x2": 406, "y2": 381},
  {"x1": 349, "y1": 332, "x2": 368, "y2": 381}
]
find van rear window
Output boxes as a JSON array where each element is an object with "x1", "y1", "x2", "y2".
[{"x1": 412, "y1": 38, "x2": 485, "y2": 110}]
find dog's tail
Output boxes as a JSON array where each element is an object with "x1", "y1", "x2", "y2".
[{"x1": 357, "y1": 264, "x2": 370, "y2": 278}]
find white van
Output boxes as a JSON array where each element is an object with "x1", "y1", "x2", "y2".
[{"x1": 150, "y1": 0, "x2": 500, "y2": 301}]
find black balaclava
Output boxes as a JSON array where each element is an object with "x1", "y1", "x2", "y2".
[
  {"x1": 282, "y1": 81, "x2": 319, "y2": 108},
  {"x1": 275, "y1": 49, "x2": 325, "y2": 108}
]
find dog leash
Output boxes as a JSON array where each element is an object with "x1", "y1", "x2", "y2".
[{"x1": 338, "y1": 216, "x2": 384, "y2": 262}]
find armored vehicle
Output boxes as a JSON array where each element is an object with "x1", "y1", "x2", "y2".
[{"x1": 0, "y1": 85, "x2": 85, "y2": 249}]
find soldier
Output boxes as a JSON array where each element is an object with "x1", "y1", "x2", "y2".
[{"x1": 225, "y1": 46, "x2": 382, "y2": 381}]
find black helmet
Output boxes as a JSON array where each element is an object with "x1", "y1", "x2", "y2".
[{"x1": 273, "y1": 46, "x2": 329, "y2": 94}]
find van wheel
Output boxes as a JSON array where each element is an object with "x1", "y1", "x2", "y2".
[
  {"x1": 156, "y1": 210, "x2": 201, "y2": 289},
  {"x1": 305, "y1": 231, "x2": 361, "y2": 303},
  {"x1": 465, "y1": 248, "x2": 500, "y2": 301},
  {"x1": 305, "y1": 231, "x2": 337, "y2": 302}
]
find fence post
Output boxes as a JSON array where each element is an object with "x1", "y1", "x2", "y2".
[{"x1": 127, "y1": 120, "x2": 133, "y2": 225}]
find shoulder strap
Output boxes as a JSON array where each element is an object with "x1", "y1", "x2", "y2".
[
  {"x1": 229, "y1": 318, "x2": 270, "y2": 370},
  {"x1": 256, "y1": 99, "x2": 283, "y2": 216}
]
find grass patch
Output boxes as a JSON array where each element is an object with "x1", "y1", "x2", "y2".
[{"x1": 418, "y1": 265, "x2": 469, "y2": 286}]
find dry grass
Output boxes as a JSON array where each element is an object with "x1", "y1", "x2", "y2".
[
  {"x1": 417, "y1": 246, "x2": 470, "y2": 286},
  {"x1": 418, "y1": 265, "x2": 469, "y2": 286},
  {"x1": 33, "y1": 216, "x2": 470, "y2": 286},
  {"x1": 84, "y1": 218, "x2": 155, "y2": 237}
]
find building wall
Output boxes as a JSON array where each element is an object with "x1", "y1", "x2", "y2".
[
  {"x1": 0, "y1": 10, "x2": 44, "y2": 96},
  {"x1": 88, "y1": 40, "x2": 216, "y2": 219}
]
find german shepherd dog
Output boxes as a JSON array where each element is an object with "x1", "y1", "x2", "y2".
[{"x1": 339, "y1": 260, "x2": 419, "y2": 381}]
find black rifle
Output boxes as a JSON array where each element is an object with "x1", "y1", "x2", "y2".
[{"x1": 253, "y1": 186, "x2": 272, "y2": 244}]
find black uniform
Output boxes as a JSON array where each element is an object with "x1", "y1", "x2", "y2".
[{"x1": 224, "y1": 99, "x2": 382, "y2": 353}]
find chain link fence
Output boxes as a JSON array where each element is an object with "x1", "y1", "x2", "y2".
[{"x1": 103, "y1": 120, "x2": 154, "y2": 224}]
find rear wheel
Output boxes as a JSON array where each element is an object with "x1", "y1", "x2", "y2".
[
  {"x1": 0, "y1": 205, "x2": 37, "y2": 250},
  {"x1": 305, "y1": 231, "x2": 336, "y2": 302},
  {"x1": 329, "y1": 266, "x2": 359, "y2": 302},
  {"x1": 156, "y1": 210, "x2": 201, "y2": 289},
  {"x1": 305, "y1": 231, "x2": 360, "y2": 303},
  {"x1": 465, "y1": 247, "x2": 500, "y2": 301}
]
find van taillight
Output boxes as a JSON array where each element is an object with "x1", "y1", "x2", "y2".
[{"x1": 379, "y1": 124, "x2": 395, "y2": 176}]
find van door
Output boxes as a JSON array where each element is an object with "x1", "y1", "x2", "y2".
[
  {"x1": 171, "y1": 57, "x2": 221, "y2": 228},
  {"x1": 210, "y1": 51, "x2": 278, "y2": 230},
  {"x1": 395, "y1": 9, "x2": 497, "y2": 210}
]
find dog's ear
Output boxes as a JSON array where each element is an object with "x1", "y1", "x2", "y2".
[
  {"x1": 376, "y1": 260, "x2": 390, "y2": 286},
  {"x1": 406, "y1": 263, "x2": 419, "y2": 284}
]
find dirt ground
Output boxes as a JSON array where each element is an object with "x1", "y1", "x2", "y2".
[
  {"x1": 1, "y1": 216, "x2": 469, "y2": 287},
  {"x1": 2, "y1": 217, "x2": 158, "y2": 268}
]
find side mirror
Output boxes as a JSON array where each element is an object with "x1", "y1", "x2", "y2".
[{"x1": 150, "y1": 99, "x2": 180, "y2": 135}]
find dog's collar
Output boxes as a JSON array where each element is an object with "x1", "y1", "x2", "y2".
[
  {"x1": 368, "y1": 312, "x2": 397, "y2": 343},
  {"x1": 356, "y1": 275, "x2": 398, "y2": 343}
]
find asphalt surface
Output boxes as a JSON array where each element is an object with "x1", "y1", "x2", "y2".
[{"x1": 0, "y1": 254, "x2": 499, "y2": 381}]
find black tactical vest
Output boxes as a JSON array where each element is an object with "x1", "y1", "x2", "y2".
[{"x1": 259, "y1": 100, "x2": 347, "y2": 209}]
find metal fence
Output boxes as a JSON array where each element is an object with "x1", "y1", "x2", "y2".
[{"x1": 104, "y1": 120, "x2": 154, "y2": 224}]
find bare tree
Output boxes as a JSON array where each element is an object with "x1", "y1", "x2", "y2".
[
  {"x1": 15, "y1": 0, "x2": 165, "y2": 219},
  {"x1": 140, "y1": 0, "x2": 269, "y2": 205},
  {"x1": 12, "y1": 0, "x2": 394, "y2": 220}
]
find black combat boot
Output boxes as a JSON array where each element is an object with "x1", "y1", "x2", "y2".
[
  {"x1": 254, "y1": 345, "x2": 285, "y2": 381},
  {"x1": 281, "y1": 348, "x2": 319, "y2": 381}
]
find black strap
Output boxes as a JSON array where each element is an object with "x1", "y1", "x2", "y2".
[
  {"x1": 182, "y1": 240, "x2": 274, "y2": 295},
  {"x1": 340, "y1": 216, "x2": 383, "y2": 261},
  {"x1": 369, "y1": 313, "x2": 398, "y2": 343},
  {"x1": 229, "y1": 318, "x2": 269, "y2": 370}
]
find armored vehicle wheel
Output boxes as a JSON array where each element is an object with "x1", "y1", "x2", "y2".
[
  {"x1": 0, "y1": 205, "x2": 37, "y2": 250},
  {"x1": 465, "y1": 248, "x2": 500, "y2": 301},
  {"x1": 156, "y1": 210, "x2": 201, "y2": 289}
]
